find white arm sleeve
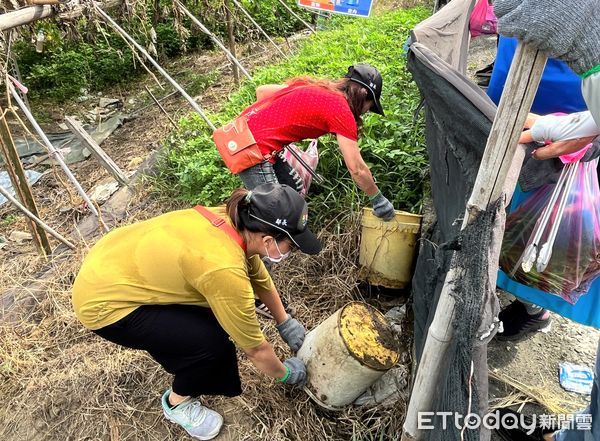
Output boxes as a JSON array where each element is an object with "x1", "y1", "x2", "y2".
[
  {"x1": 529, "y1": 111, "x2": 600, "y2": 143},
  {"x1": 582, "y1": 72, "x2": 600, "y2": 128}
]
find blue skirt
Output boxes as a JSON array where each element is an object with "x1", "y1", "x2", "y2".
[
  {"x1": 498, "y1": 185, "x2": 600, "y2": 329},
  {"x1": 489, "y1": 38, "x2": 599, "y2": 328}
]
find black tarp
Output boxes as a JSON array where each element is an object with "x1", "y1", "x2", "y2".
[{"x1": 407, "y1": 42, "x2": 503, "y2": 441}]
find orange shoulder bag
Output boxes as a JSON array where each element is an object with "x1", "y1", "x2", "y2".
[{"x1": 212, "y1": 86, "x2": 300, "y2": 174}]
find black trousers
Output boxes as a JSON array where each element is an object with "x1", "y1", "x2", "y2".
[{"x1": 94, "y1": 304, "x2": 242, "y2": 398}]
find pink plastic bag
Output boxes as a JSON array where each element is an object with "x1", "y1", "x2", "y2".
[
  {"x1": 470, "y1": 0, "x2": 498, "y2": 37},
  {"x1": 281, "y1": 140, "x2": 319, "y2": 196},
  {"x1": 499, "y1": 160, "x2": 600, "y2": 304}
]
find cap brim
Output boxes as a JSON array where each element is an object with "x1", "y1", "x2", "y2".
[
  {"x1": 348, "y1": 77, "x2": 384, "y2": 116},
  {"x1": 370, "y1": 94, "x2": 384, "y2": 116},
  {"x1": 290, "y1": 228, "x2": 322, "y2": 255}
]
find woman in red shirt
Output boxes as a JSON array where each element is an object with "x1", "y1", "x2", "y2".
[{"x1": 235, "y1": 63, "x2": 395, "y2": 222}]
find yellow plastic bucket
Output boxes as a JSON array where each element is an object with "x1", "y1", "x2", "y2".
[{"x1": 359, "y1": 207, "x2": 422, "y2": 289}]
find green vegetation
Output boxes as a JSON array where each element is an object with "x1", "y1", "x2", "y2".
[
  {"x1": 159, "y1": 7, "x2": 430, "y2": 221},
  {"x1": 13, "y1": 0, "x2": 312, "y2": 101},
  {"x1": 0, "y1": 214, "x2": 19, "y2": 227}
]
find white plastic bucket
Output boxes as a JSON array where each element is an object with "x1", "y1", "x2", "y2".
[{"x1": 297, "y1": 302, "x2": 401, "y2": 410}]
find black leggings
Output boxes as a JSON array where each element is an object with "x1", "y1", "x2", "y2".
[{"x1": 94, "y1": 304, "x2": 242, "y2": 398}]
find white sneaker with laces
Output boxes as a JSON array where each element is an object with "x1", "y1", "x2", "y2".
[{"x1": 161, "y1": 389, "x2": 223, "y2": 440}]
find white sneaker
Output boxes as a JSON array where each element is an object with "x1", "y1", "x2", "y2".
[{"x1": 161, "y1": 389, "x2": 223, "y2": 440}]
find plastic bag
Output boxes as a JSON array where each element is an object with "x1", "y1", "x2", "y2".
[
  {"x1": 470, "y1": 0, "x2": 498, "y2": 37},
  {"x1": 280, "y1": 140, "x2": 319, "y2": 196},
  {"x1": 499, "y1": 160, "x2": 600, "y2": 304}
]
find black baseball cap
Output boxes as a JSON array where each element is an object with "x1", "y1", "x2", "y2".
[
  {"x1": 345, "y1": 63, "x2": 384, "y2": 116},
  {"x1": 241, "y1": 184, "x2": 321, "y2": 255}
]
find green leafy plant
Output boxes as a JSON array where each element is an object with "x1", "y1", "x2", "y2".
[{"x1": 0, "y1": 214, "x2": 19, "y2": 227}]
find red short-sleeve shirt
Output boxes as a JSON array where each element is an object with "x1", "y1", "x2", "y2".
[{"x1": 243, "y1": 84, "x2": 358, "y2": 159}]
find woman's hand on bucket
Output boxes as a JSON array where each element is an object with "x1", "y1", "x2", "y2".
[
  {"x1": 370, "y1": 191, "x2": 395, "y2": 221},
  {"x1": 276, "y1": 314, "x2": 306, "y2": 352},
  {"x1": 279, "y1": 357, "x2": 307, "y2": 386}
]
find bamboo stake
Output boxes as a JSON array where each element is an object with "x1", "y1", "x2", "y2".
[
  {"x1": 0, "y1": 106, "x2": 52, "y2": 256},
  {"x1": 224, "y1": 0, "x2": 240, "y2": 86},
  {"x1": 401, "y1": 43, "x2": 547, "y2": 441},
  {"x1": 63, "y1": 116, "x2": 130, "y2": 186},
  {"x1": 26, "y1": 0, "x2": 63, "y2": 5},
  {"x1": 144, "y1": 86, "x2": 177, "y2": 128},
  {"x1": 8, "y1": 53, "x2": 31, "y2": 112},
  {"x1": 94, "y1": 6, "x2": 216, "y2": 131},
  {"x1": 174, "y1": 0, "x2": 252, "y2": 82},
  {"x1": 0, "y1": 0, "x2": 123, "y2": 32},
  {"x1": 8, "y1": 83, "x2": 107, "y2": 230},
  {"x1": 0, "y1": 5, "x2": 53, "y2": 31},
  {"x1": 230, "y1": 0, "x2": 288, "y2": 58},
  {"x1": 276, "y1": 0, "x2": 315, "y2": 34},
  {"x1": 0, "y1": 185, "x2": 75, "y2": 250}
]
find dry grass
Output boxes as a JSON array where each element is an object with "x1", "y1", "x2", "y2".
[
  {"x1": 488, "y1": 370, "x2": 583, "y2": 415},
  {"x1": 0, "y1": 211, "x2": 409, "y2": 441}
]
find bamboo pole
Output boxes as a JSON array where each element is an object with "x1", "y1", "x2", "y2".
[
  {"x1": 0, "y1": 5, "x2": 53, "y2": 31},
  {"x1": 401, "y1": 43, "x2": 547, "y2": 440},
  {"x1": 174, "y1": 0, "x2": 252, "y2": 82},
  {"x1": 94, "y1": 5, "x2": 216, "y2": 131},
  {"x1": 8, "y1": 84, "x2": 106, "y2": 229},
  {"x1": 144, "y1": 86, "x2": 177, "y2": 128},
  {"x1": 0, "y1": 106, "x2": 52, "y2": 256},
  {"x1": 276, "y1": 0, "x2": 315, "y2": 34},
  {"x1": 8, "y1": 54, "x2": 31, "y2": 112},
  {"x1": 230, "y1": 0, "x2": 288, "y2": 58},
  {"x1": 0, "y1": 0, "x2": 123, "y2": 32},
  {"x1": 224, "y1": 0, "x2": 240, "y2": 87},
  {"x1": 0, "y1": 185, "x2": 75, "y2": 250},
  {"x1": 26, "y1": 0, "x2": 63, "y2": 5},
  {"x1": 63, "y1": 116, "x2": 130, "y2": 186}
]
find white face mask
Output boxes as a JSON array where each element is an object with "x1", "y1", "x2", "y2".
[{"x1": 264, "y1": 240, "x2": 291, "y2": 263}]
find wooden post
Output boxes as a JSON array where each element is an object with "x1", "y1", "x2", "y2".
[
  {"x1": 401, "y1": 43, "x2": 547, "y2": 441},
  {"x1": 0, "y1": 106, "x2": 52, "y2": 256},
  {"x1": 63, "y1": 116, "x2": 130, "y2": 186},
  {"x1": 224, "y1": 0, "x2": 240, "y2": 87}
]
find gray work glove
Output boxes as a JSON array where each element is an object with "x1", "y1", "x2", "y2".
[
  {"x1": 370, "y1": 191, "x2": 395, "y2": 221},
  {"x1": 276, "y1": 314, "x2": 305, "y2": 352},
  {"x1": 279, "y1": 357, "x2": 307, "y2": 386},
  {"x1": 493, "y1": 0, "x2": 600, "y2": 75}
]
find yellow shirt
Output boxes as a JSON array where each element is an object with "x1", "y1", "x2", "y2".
[{"x1": 72, "y1": 207, "x2": 273, "y2": 349}]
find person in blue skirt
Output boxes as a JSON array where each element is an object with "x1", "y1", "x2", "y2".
[{"x1": 492, "y1": 1, "x2": 600, "y2": 440}]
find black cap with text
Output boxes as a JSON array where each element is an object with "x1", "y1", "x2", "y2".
[{"x1": 242, "y1": 184, "x2": 321, "y2": 255}]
